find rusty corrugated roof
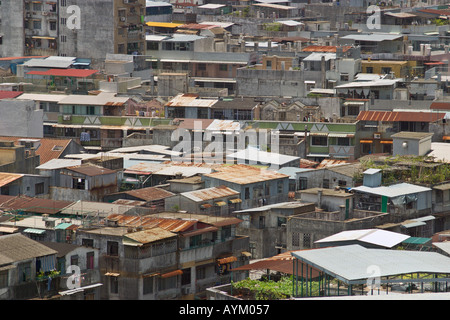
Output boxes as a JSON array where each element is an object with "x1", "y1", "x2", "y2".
[
  {"x1": 182, "y1": 185, "x2": 239, "y2": 202},
  {"x1": 357, "y1": 110, "x2": 445, "y2": 122},
  {"x1": 0, "y1": 195, "x2": 73, "y2": 214},
  {"x1": 204, "y1": 164, "x2": 288, "y2": 184},
  {"x1": 124, "y1": 227, "x2": 177, "y2": 244},
  {"x1": 123, "y1": 187, "x2": 175, "y2": 201},
  {"x1": 302, "y1": 45, "x2": 352, "y2": 53}
]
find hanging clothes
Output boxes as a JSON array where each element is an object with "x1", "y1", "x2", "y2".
[{"x1": 80, "y1": 132, "x2": 91, "y2": 142}]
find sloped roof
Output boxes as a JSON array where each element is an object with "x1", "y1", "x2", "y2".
[
  {"x1": 0, "y1": 233, "x2": 57, "y2": 265},
  {"x1": 0, "y1": 91, "x2": 24, "y2": 100},
  {"x1": 0, "y1": 136, "x2": 75, "y2": 165},
  {"x1": 204, "y1": 164, "x2": 289, "y2": 184},
  {"x1": 123, "y1": 227, "x2": 177, "y2": 245},
  {"x1": 0, "y1": 172, "x2": 23, "y2": 188},
  {"x1": 181, "y1": 185, "x2": 239, "y2": 202},
  {"x1": 315, "y1": 229, "x2": 410, "y2": 248},
  {"x1": 117, "y1": 187, "x2": 175, "y2": 201},
  {"x1": 357, "y1": 110, "x2": 445, "y2": 122},
  {"x1": 66, "y1": 163, "x2": 116, "y2": 176},
  {"x1": 0, "y1": 195, "x2": 73, "y2": 215}
]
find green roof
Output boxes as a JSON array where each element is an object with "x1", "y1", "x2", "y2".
[{"x1": 402, "y1": 237, "x2": 431, "y2": 245}]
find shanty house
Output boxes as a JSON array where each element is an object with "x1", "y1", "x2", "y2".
[
  {"x1": 202, "y1": 164, "x2": 290, "y2": 210},
  {"x1": 0, "y1": 233, "x2": 57, "y2": 300},
  {"x1": 164, "y1": 185, "x2": 242, "y2": 215}
]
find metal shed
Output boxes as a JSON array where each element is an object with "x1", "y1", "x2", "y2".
[{"x1": 291, "y1": 244, "x2": 450, "y2": 298}]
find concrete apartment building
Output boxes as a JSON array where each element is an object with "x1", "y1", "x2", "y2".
[{"x1": 0, "y1": 0, "x2": 146, "y2": 68}]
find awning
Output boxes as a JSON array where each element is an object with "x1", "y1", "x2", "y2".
[
  {"x1": 0, "y1": 226, "x2": 18, "y2": 233},
  {"x1": 32, "y1": 36, "x2": 56, "y2": 40},
  {"x1": 434, "y1": 183, "x2": 450, "y2": 190},
  {"x1": 229, "y1": 198, "x2": 242, "y2": 204},
  {"x1": 217, "y1": 256, "x2": 237, "y2": 264},
  {"x1": 309, "y1": 132, "x2": 328, "y2": 136},
  {"x1": 328, "y1": 133, "x2": 355, "y2": 138},
  {"x1": 58, "y1": 283, "x2": 103, "y2": 296},
  {"x1": 160, "y1": 270, "x2": 183, "y2": 278},
  {"x1": 23, "y1": 228, "x2": 46, "y2": 235},
  {"x1": 200, "y1": 203, "x2": 213, "y2": 209},
  {"x1": 443, "y1": 136, "x2": 450, "y2": 141},
  {"x1": 105, "y1": 272, "x2": 120, "y2": 277},
  {"x1": 380, "y1": 140, "x2": 393, "y2": 144},
  {"x1": 55, "y1": 222, "x2": 73, "y2": 230},
  {"x1": 241, "y1": 251, "x2": 252, "y2": 257},
  {"x1": 360, "y1": 140, "x2": 373, "y2": 143},
  {"x1": 215, "y1": 201, "x2": 227, "y2": 206}
]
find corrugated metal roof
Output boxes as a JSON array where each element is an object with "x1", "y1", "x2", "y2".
[
  {"x1": 291, "y1": 244, "x2": 450, "y2": 284},
  {"x1": 351, "y1": 183, "x2": 431, "y2": 198},
  {"x1": 227, "y1": 148, "x2": 300, "y2": 166},
  {"x1": 357, "y1": 110, "x2": 445, "y2": 122},
  {"x1": 0, "y1": 173, "x2": 23, "y2": 188},
  {"x1": 166, "y1": 93, "x2": 217, "y2": 108},
  {"x1": 67, "y1": 163, "x2": 116, "y2": 176},
  {"x1": 303, "y1": 52, "x2": 336, "y2": 62},
  {"x1": 119, "y1": 187, "x2": 175, "y2": 201},
  {"x1": 27, "y1": 69, "x2": 98, "y2": 78},
  {"x1": 315, "y1": 229, "x2": 410, "y2": 248},
  {"x1": 181, "y1": 186, "x2": 239, "y2": 202},
  {"x1": 0, "y1": 195, "x2": 73, "y2": 215},
  {"x1": 106, "y1": 214, "x2": 197, "y2": 233},
  {"x1": 124, "y1": 227, "x2": 177, "y2": 244},
  {"x1": 37, "y1": 159, "x2": 82, "y2": 170},
  {"x1": 0, "y1": 233, "x2": 57, "y2": 265},
  {"x1": 204, "y1": 164, "x2": 289, "y2": 184}
]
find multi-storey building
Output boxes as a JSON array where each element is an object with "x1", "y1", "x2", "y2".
[{"x1": 0, "y1": 0, "x2": 146, "y2": 68}]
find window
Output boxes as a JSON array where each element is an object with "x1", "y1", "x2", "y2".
[
  {"x1": 33, "y1": 2, "x2": 41, "y2": 10},
  {"x1": 33, "y1": 20, "x2": 41, "y2": 30},
  {"x1": 292, "y1": 232, "x2": 300, "y2": 247},
  {"x1": 277, "y1": 181, "x2": 284, "y2": 194},
  {"x1": 366, "y1": 67, "x2": 373, "y2": 73},
  {"x1": 107, "y1": 241, "x2": 119, "y2": 256},
  {"x1": 338, "y1": 180, "x2": 347, "y2": 187},
  {"x1": 35, "y1": 182, "x2": 45, "y2": 195},
  {"x1": 348, "y1": 105, "x2": 360, "y2": 116},
  {"x1": 82, "y1": 238, "x2": 94, "y2": 247},
  {"x1": 61, "y1": 18, "x2": 67, "y2": 25},
  {"x1": 219, "y1": 64, "x2": 228, "y2": 72},
  {"x1": 244, "y1": 187, "x2": 250, "y2": 200},
  {"x1": 266, "y1": 60, "x2": 272, "y2": 70},
  {"x1": 337, "y1": 137, "x2": 350, "y2": 146},
  {"x1": 18, "y1": 262, "x2": 31, "y2": 283},
  {"x1": 189, "y1": 235, "x2": 201, "y2": 248},
  {"x1": 60, "y1": 35, "x2": 67, "y2": 43},
  {"x1": 196, "y1": 266, "x2": 206, "y2": 280},
  {"x1": 323, "y1": 179, "x2": 330, "y2": 189},
  {"x1": 311, "y1": 136, "x2": 327, "y2": 146},
  {"x1": 299, "y1": 177, "x2": 307, "y2": 190},
  {"x1": 258, "y1": 216, "x2": 265, "y2": 229},
  {"x1": 147, "y1": 41, "x2": 158, "y2": 51},
  {"x1": 340, "y1": 73, "x2": 349, "y2": 81},
  {"x1": 159, "y1": 276, "x2": 176, "y2": 291},
  {"x1": 143, "y1": 276, "x2": 154, "y2": 295},
  {"x1": 381, "y1": 67, "x2": 392, "y2": 74},
  {"x1": 50, "y1": 21, "x2": 57, "y2": 31},
  {"x1": 277, "y1": 217, "x2": 286, "y2": 227},
  {"x1": 70, "y1": 255, "x2": 79, "y2": 266},
  {"x1": 303, "y1": 233, "x2": 312, "y2": 248},
  {"x1": 73, "y1": 178, "x2": 86, "y2": 190},
  {"x1": 198, "y1": 63, "x2": 206, "y2": 71}
]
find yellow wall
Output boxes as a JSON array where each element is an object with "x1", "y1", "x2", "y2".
[
  {"x1": 361, "y1": 60, "x2": 416, "y2": 78},
  {"x1": 0, "y1": 149, "x2": 17, "y2": 166}
]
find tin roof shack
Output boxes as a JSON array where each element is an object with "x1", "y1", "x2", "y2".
[
  {"x1": 165, "y1": 94, "x2": 218, "y2": 119},
  {"x1": 202, "y1": 164, "x2": 290, "y2": 210},
  {"x1": 167, "y1": 176, "x2": 205, "y2": 193},
  {"x1": 352, "y1": 178, "x2": 432, "y2": 222},
  {"x1": 40, "y1": 241, "x2": 102, "y2": 300},
  {"x1": 234, "y1": 201, "x2": 315, "y2": 259},
  {"x1": 75, "y1": 213, "x2": 248, "y2": 300},
  {"x1": 103, "y1": 187, "x2": 175, "y2": 213},
  {"x1": 286, "y1": 201, "x2": 391, "y2": 251},
  {"x1": 0, "y1": 233, "x2": 58, "y2": 300},
  {"x1": 299, "y1": 188, "x2": 354, "y2": 214},
  {"x1": 164, "y1": 186, "x2": 241, "y2": 215},
  {"x1": 51, "y1": 164, "x2": 119, "y2": 202}
]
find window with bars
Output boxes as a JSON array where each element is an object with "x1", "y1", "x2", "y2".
[
  {"x1": 303, "y1": 233, "x2": 312, "y2": 248},
  {"x1": 292, "y1": 232, "x2": 300, "y2": 247}
]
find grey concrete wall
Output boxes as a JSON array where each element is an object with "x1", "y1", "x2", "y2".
[
  {"x1": 58, "y1": 0, "x2": 115, "y2": 68},
  {"x1": 0, "y1": 1, "x2": 25, "y2": 57},
  {"x1": 236, "y1": 68, "x2": 305, "y2": 97},
  {"x1": 0, "y1": 100, "x2": 43, "y2": 138}
]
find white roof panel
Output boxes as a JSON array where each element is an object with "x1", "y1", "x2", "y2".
[
  {"x1": 315, "y1": 229, "x2": 410, "y2": 248},
  {"x1": 351, "y1": 183, "x2": 431, "y2": 198},
  {"x1": 291, "y1": 244, "x2": 450, "y2": 283}
]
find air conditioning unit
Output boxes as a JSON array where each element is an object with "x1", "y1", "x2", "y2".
[
  {"x1": 373, "y1": 133, "x2": 381, "y2": 139},
  {"x1": 63, "y1": 115, "x2": 71, "y2": 121},
  {"x1": 45, "y1": 220, "x2": 56, "y2": 228},
  {"x1": 120, "y1": 17, "x2": 126, "y2": 22},
  {"x1": 124, "y1": 0, "x2": 129, "y2": 3}
]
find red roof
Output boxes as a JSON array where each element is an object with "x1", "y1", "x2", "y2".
[
  {"x1": 0, "y1": 56, "x2": 48, "y2": 61},
  {"x1": 430, "y1": 102, "x2": 450, "y2": 110},
  {"x1": 0, "y1": 91, "x2": 23, "y2": 100},
  {"x1": 357, "y1": 110, "x2": 445, "y2": 122},
  {"x1": 27, "y1": 68, "x2": 99, "y2": 78}
]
